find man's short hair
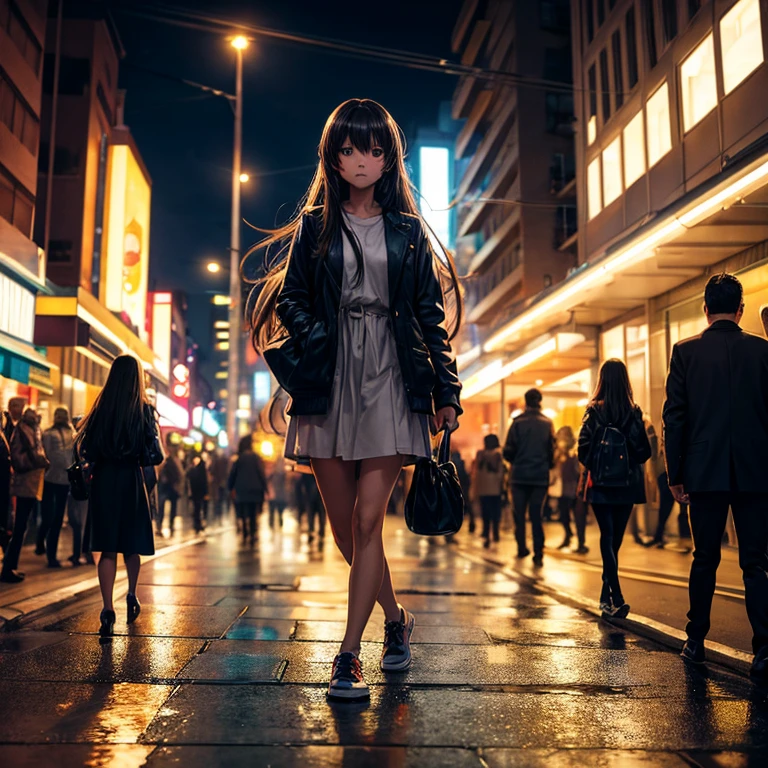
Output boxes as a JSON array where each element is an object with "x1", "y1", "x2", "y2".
[
  {"x1": 705, "y1": 273, "x2": 743, "y2": 315},
  {"x1": 524, "y1": 388, "x2": 543, "y2": 408}
]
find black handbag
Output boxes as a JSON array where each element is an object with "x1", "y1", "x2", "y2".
[
  {"x1": 404, "y1": 429, "x2": 464, "y2": 536},
  {"x1": 141, "y1": 405, "x2": 164, "y2": 467},
  {"x1": 67, "y1": 445, "x2": 92, "y2": 501}
]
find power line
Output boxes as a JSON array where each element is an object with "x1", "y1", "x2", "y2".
[{"x1": 111, "y1": 1, "x2": 593, "y2": 96}]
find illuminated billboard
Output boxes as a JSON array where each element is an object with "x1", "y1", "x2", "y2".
[
  {"x1": 103, "y1": 143, "x2": 151, "y2": 341},
  {"x1": 418, "y1": 146, "x2": 452, "y2": 248}
]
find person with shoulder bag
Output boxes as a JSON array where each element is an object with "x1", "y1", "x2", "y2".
[
  {"x1": 578, "y1": 359, "x2": 652, "y2": 618},
  {"x1": 73, "y1": 355, "x2": 164, "y2": 638},
  {"x1": 38, "y1": 407, "x2": 76, "y2": 567},
  {"x1": 473, "y1": 435, "x2": 505, "y2": 548},
  {"x1": 1, "y1": 407, "x2": 49, "y2": 583}
]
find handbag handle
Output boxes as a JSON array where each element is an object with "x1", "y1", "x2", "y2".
[{"x1": 437, "y1": 428, "x2": 451, "y2": 464}]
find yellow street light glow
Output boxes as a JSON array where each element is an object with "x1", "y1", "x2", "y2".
[
  {"x1": 214, "y1": 321, "x2": 230, "y2": 329},
  {"x1": 215, "y1": 371, "x2": 228, "y2": 380},
  {"x1": 216, "y1": 341, "x2": 230, "y2": 351},
  {"x1": 207, "y1": 262, "x2": 221, "y2": 274},
  {"x1": 239, "y1": 173, "x2": 250, "y2": 183},
  {"x1": 231, "y1": 35, "x2": 249, "y2": 50},
  {"x1": 212, "y1": 295, "x2": 229, "y2": 306},
  {"x1": 216, "y1": 331, "x2": 229, "y2": 340}
]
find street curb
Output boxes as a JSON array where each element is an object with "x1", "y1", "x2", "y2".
[
  {"x1": 0, "y1": 525, "x2": 235, "y2": 633},
  {"x1": 455, "y1": 545, "x2": 753, "y2": 678}
]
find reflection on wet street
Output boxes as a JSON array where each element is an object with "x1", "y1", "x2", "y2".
[{"x1": 1, "y1": 515, "x2": 767, "y2": 767}]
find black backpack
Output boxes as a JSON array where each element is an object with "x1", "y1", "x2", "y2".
[{"x1": 590, "y1": 410, "x2": 631, "y2": 487}]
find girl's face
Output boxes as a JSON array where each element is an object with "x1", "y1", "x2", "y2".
[{"x1": 337, "y1": 137, "x2": 385, "y2": 190}]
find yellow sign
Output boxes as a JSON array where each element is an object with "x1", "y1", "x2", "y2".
[{"x1": 103, "y1": 144, "x2": 151, "y2": 341}]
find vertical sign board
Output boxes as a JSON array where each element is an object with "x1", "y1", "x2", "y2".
[{"x1": 103, "y1": 144, "x2": 151, "y2": 341}]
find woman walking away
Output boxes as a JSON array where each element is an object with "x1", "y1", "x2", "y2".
[
  {"x1": 74, "y1": 355, "x2": 164, "y2": 638},
  {"x1": 245, "y1": 99, "x2": 462, "y2": 700},
  {"x1": 554, "y1": 426, "x2": 585, "y2": 552},
  {"x1": 228, "y1": 436, "x2": 268, "y2": 546},
  {"x1": 1, "y1": 408, "x2": 49, "y2": 583},
  {"x1": 578, "y1": 359, "x2": 651, "y2": 618},
  {"x1": 473, "y1": 435, "x2": 505, "y2": 548}
]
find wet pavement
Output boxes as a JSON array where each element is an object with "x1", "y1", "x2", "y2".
[{"x1": 0, "y1": 511, "x2": 767, "y2": 766}]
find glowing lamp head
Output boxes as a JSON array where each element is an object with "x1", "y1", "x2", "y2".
[
  {"x1": 239, "y1": 173, "x2": 250, "y2": 183},
  {"x1": 231, "y1": 35, "x2": 249, "y2": 50},
  {"x1": 207, "y1": 262, "x2": 221, "y2": 274}
]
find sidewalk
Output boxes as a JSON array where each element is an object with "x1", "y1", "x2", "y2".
[
  {"x1": 0, "y1": 514, "x2": 765, "y2": 766},
  {"x1": 453, "y1": 512, "x2": 754, "y2": 663},
  {"x1": 0, "y1": 513, "x2": 233, "y2": 631}
]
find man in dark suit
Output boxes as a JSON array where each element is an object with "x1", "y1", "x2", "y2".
[{"x1": 663, "y1": 273, "x2": 768, "y2": 678}]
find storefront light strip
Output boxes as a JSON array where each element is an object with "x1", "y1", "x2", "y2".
[
  {"x1": 74, "y1": 346, "x2": 111, "y2": 369},
  {"x1": 484, "y1": 157, "x2": 768, "y2": 354},
  {"x1": 456, "y1": 345, "x2": 481, "y2": 371}
]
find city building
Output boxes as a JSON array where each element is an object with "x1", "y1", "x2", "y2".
[
  {"x1": 450, "y1": 0, "x2": 577, "y2": 447},
  {"x1": 32, "y1": 1, "x2": 168, "y2": 421},
  {"x1": 459, "y1": 0, "x2": 768, "y2": 447},
  {"x1": 0, "y1": 0, "x2": 55, "y2": 412}
]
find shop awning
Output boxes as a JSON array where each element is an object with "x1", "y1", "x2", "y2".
[
  {"x1": 460, "y1": 137, "x2": 768, "y2": 399},
  {"x1": 0, "y1": 330, "x2": 57, "y2": 388}
]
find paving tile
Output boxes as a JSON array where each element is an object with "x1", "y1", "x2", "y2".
[
  {"x1": 487, "y1": 619, "x2": 659, "y2": 650},
  {"x1": 141, "y1": 685, "x2": 768, "y2": 749},
  {"x1": 0, "y1": 631, "x2": 70, "y2": 654},
  {"x1": 483, "y1": 750, "x2": 691, "y2": 767},
  {"x1": 0, "y1": 745, "x2": 155, "y2": 767},
  {"x1": 224, "y1": 618, "x2": 297, "y2": 640},
  {"x1": 0, "y1": 681, "x2": 172, "y2": 743},
  {"x1": 40, "y1": 605, "x2": 245, "y2": 639},
  {"x1": 682, "y1": 751, "x2": 768, "y2": 767},
  {"x1": 0, "y1": 635, "x2": 203, "y2": 683},
  {"x1": 293, "y1": 621, "x2": 490, "y2": 645},
  {"x1": 177, "y1": 652, "x2": 287, "y2": 682},
  {"x1": 146, "y1": 745, "x2": 483, "y2": 767},
  {"x1": 133, "y1": 586, "x2": 230, "y2": 606}
]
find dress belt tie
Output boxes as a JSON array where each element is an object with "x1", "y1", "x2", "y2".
[{"x1": 341, "y1": 304, "x2": 389, "y2": 319}]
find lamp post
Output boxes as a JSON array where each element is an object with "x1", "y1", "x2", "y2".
[{"x1": 226, "y1": 35, "x2": 248, "y2": 451}]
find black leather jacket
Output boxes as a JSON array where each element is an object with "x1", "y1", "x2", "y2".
[
  {"x1": 502, "y1": 407, "x2": 555, "y2": 486},
  {"x1": 272, "y1": 208, "x2": 462, "y2": 417}
]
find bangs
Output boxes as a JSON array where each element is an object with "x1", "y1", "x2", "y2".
[{"x1": 325, "y1": 101, "x2": 395, "y2": 158}]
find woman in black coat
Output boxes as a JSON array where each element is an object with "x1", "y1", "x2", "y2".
[
  {"x1": 578, "y1": 359, "x2": 652, "y2": 618},
  {"x1": 75, "y1": 354, "x2": 164, "y2": 638}
]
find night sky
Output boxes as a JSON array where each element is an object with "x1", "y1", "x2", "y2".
[{"x1": 110, "y1": 0, "x2": 464, "y2": 370}]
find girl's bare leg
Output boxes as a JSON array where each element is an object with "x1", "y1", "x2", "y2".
[
  {"x1": 97, "y1": 552, "x2": 117, "y2": 611},
  {"x1": 339, "y1": 455, "x2": 403, "y2": 655},
  {"x1": 124, "y1": 553, "x2": 140, "y2": 594},
  {"x1": 312, "y1": 458, "x2": 401, "y2": 623}
]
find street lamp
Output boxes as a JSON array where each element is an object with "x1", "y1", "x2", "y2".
[
  {"x1": 207, "y1": 262, "x2": 221, "y2": 274},
  {"x1": 239, "y1": 172, "x2": 250, "y2": 183},
  {"x1": 227, "y1": 34, "x2": 249, "y2": 451}
]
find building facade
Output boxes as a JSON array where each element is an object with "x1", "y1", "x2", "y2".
[
  {"x1": 0, "y1": 0, "x2": 55, "y2": 415},
  {"x1": 450, "y1": 0, "x2": 577, "y2": 447}
]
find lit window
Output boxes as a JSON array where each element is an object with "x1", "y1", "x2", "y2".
[
  {"x1": 623, "y1": 111, "x2": 646, "y2": 187},
  {"x1": 587, "y1": 115, "x2": 597, "y2": 144},
  {"x1": 587, "y1": 156, "x2": 602, "y2": 219},
  {"x1": 721, "y1": 0, "x2": 764, "y2": 94},
  {"x1": 418, "y1": 146, "x2": 451, "y2": 246},
  {"x1": 602, "y1": 136, "x2": 623, "y2": 206},
  {"x1": 645, "y1": 82, "x2": 671, "y2": 167},
  {"x1": 680, "y1": 34, "x2": 717, "y2": 131}
]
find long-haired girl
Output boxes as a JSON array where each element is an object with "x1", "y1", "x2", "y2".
[
  {"x1": 75, "y1": 354, "x2": 164, "y2": 638},
  {"x1": 578, "y1": 359, "x2": 651, "y2": 618},
  {"x1": 245, "y1": 99, "x2": 462, "y2": 700}
]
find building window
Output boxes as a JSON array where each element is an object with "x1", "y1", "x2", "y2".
[
  {"x1": 626, "y1": 5, "x2": 639, "y2": 88},
  {"x1": 5, "y1": 2, "x2": 42, "y2": 75},
  {"x1": 612, "y1": 30, "x2": 624, "y2": 109},
  {"x1": 588, "y1": 64, "x2": 598, "y2": 143},
  {"x1": 587, "y1": 1, "x2": 595, "y2": 43},
  {"x1": 721, "y1": 0, "x2": 764, "y2": 95},
  {"x1": 688, "y1": 0, "x2": 701, "y2": 20},
  {"x1": 599, "y1": 48, "x2": 611, "y2": 121},
  {"x1": 47, "y1": 239, "x2": 73, "y2": 263},
  {"x1": 0, "y1": 71, "x2": 40, "y2": 155},
  {"x1": 646, "y1": 81, "x2": 671, "y2": 167},
  {"x1": 0, "y1": 164, "x2": 34, "y2": 238},
  {"x1": 644, "y1": 0, "x2": 658, "y2": 68},
  {"x1": 0, "y1": 172, "x2": 12, "y2": 223},
  {"x1": 540, "y1": 0, "x2": 570, "y2": 32},
  {"x1": 623, "y1": 110, "x2": 646, "y2": 187},
  {"x1": 661, "y1": 0, "x2": 678, "y2": 46},
  {"x1": 602, "y1": 136, "x2": 623, "y2": 206},
  {"x1": 680, "y1": 34, "x2": 717, "y2": 132},
  {"x1": 546, "y1": 92, "x2": 575, "y2": 134},
  {"x1": 43, "y1": 56, "x2": 91, "y2": 96},
  {"x1": 587, "y1": 156, "x2": 602, "y2": 219}
]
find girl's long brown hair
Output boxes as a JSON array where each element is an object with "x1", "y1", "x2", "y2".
[
  {"x1": 74, "y1": 354, "x2": 147, "y2": 458},
  {"x1": 589, "y1": 358, "x2": 637, "y2": 425},
  {"x1": 242, "y1": 98, "x2": 462, "y2": 353}
]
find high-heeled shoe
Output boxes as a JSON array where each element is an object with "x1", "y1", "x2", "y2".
[
  {"x1": 99, "y1": 609, "x2": 116, "y2": 637},
  {"x1": 126, "y1": 593, "x2": 141, "y2": 625}
]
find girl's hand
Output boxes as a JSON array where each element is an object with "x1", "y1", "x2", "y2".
[{"x1": 431, "y1": 406, "x2": 459, "y2": 435}]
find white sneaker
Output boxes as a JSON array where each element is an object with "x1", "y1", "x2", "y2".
[
  {"x1": 380, "y1": 605, "x2": 415, "y2": 672},
  {"x1": 327, "y1": 652, "x2": 369, "y2": 700}
]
